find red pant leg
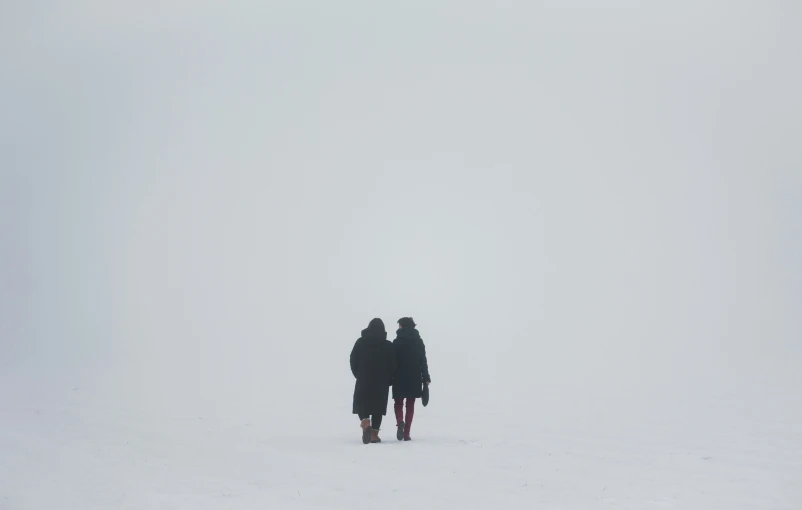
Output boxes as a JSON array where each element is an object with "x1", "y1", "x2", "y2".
[
  {"x1": 394, "y1": 398, "x2": 404, "y2": 426},
  {"x1": 404, "y1": 398, "x2": 416, "y2": 438}
]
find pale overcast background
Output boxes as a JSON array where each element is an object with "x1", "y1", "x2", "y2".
[{"x1": 2, "y1": 0, "x2": 801, "y2": 469}]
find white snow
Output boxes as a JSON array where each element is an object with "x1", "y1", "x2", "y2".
[{"x1": 1, "y1": 365, "x2": 800, "y2": 509}]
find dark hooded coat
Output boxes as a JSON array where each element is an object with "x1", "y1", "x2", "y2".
[
  {"x1": 392, "y1": 327, "x2": 431, "y2": 399},
  {"x1": 350, "y1": 319, "x2": 397, "y2": 416}
]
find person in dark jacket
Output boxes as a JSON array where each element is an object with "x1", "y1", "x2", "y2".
[
  {"x1": 350, "y1": 318, "x2": 397, "y2": 444},
  {"x1": 392, "y1": 317, "x2": 431, "y2": 441}
]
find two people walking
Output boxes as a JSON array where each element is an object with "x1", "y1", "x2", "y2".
[{"x1": 350, "y1": 317, "x2": 431, "y2": 444}]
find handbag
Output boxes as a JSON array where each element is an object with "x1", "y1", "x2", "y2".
[{"x1": 421, "y1": 381, "x2": 430, "y2": 407}]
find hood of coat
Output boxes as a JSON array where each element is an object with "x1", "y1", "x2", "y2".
[
  {"x1": 361, "y1": 328, "x2": 388, "y2": 341},
  {"x1": 362, "y1": 318, "x2": 388, "y2": 341},
  {"x1": 395, "y1": 327, "x2": 420, "y2": 341}
]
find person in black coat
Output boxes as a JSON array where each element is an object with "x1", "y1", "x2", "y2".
[
  {"x1": 392, "y1": 317, "x2": 431, "y2": 441},
  {"x1": 350, "y1": 318, "x2": 397, "y2": 444}
]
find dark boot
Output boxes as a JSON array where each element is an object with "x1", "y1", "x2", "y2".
[{"x1": 396, "y1": 421, "x2": 405, "y2": 441}]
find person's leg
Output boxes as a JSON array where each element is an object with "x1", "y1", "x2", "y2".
[
  {"x1": 404, "y1": 398, "x2": 416, "y2": 439},
  {"x1": 394, "y1": 399, "x2": 404, "y2": 425},
  {"x1": 395, "y1": 399, "x2": 406, "y2": 441},
  {"x1": 370, "y1": 415, "x2": 383, "y2": 443}
]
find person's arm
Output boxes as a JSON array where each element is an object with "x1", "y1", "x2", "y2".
[
  {"x1": 350, "y1": 339, "x2": 360, "y2": 379},
  {"x1": 419, "y1": 337, "x2": 431, "y2": 384}
]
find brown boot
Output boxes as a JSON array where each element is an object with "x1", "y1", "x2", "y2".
[
  {"x1": 360, "y1": 419, "x2": 371, "y2": 444},
  {"x1": 370, "y1": 429, "x2": 381, "y2": 443}
]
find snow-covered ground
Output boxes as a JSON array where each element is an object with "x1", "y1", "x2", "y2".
[{"x1": 2, "y1": 365, "x2": 799, "y2": 509}]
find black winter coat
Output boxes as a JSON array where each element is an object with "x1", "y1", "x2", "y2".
[
  {"x1": 350, "y1": 329, "x2": 397, "y2": 416},
  {"x1": 392, "y1": 327, "x2": 431, "y2": 399}
]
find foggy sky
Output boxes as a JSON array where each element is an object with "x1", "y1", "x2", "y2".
[{"x1": 2, "y1": 1, "x2": 801, "y2": 418}]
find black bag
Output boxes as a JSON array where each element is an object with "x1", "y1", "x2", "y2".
[{"x1": 421, "y1": 381, "x2": 429, "y2": 407}]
